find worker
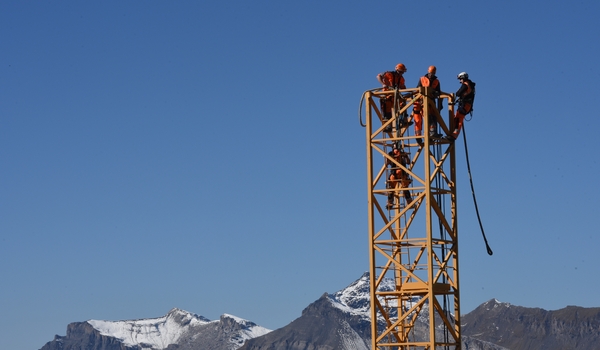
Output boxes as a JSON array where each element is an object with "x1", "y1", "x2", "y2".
[
  {"x1": 377, "y1": 63, "x2": 407, "y2": 132},
  {"x1": 412, "y1": 66, "x2": 443, "y2": 141},
  {"x1": 447, "y1": 72, "x2": 476, "y2": 140},
  {"x1": 386, "y1": 143, "x2": 412, "y2": 209}
]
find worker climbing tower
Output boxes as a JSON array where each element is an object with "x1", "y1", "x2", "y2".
[{"x1": 363, "y1": 85, "x2": 461, "y2": 349}]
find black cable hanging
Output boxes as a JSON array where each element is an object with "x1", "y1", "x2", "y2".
[{"x1": 462, "y1": 125, "x2": 493, "y2": 255}]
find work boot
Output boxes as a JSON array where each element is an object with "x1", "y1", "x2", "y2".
[
  {"x1": 416, "y1": 136, "x2": 423, "y2": 146},
  {"x1": 399, "y1": 119, "x2": 414, "y2": 127},
  {"x1": 429, "y1": 130, "x2": 442, "y2": 138},
  {"x1": 382, "y1": 117, "x2": 392, "y2": 133}
]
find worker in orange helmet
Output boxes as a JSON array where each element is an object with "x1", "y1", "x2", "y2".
[
  {"x1": 411, "y1": 65, "x2": 443, "y2": 142},
  {"x1": 447, "y1": 72, "x2": 476, "y2": 140},
  {"x1": 385, "y1": 143, "x2": 413, "y2": 209},
  {"x1": 376, "y1": 63, "x2": 407, "y2": 132}
]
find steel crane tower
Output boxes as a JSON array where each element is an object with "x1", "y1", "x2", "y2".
[{"x1": 364, "y1": 86, "x2": 461, "y2": 349}]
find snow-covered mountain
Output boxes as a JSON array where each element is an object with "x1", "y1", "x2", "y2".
[
  {"x1": 328, "y1": 272, "x2": 426, "y2": 324},
  {"x1": 240, "y1": 272, "x2": 505, "y2": 350},
  {"x1": 40, "y1": 273, "x2": 600, "y2": 350},
  {"x1": 87, "y1": 308, "x2": 210, "y2": 349},
  {"x1": 40, "y1": 308, "x2": 271, "y2": 350},
  {"x1": 328, "y1": 271, "x2": 390, "y2": 317}
]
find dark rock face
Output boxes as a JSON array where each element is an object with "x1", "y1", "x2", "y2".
[
  {"x1": 462, "y1": 299, "x2": 600, "y2": 350},
  {"x1": 175, "y1": 315, "x2": 266, "y2": 350},
  {"x1": 239, "y1": 294, "x2": 370, "y2": 350}
]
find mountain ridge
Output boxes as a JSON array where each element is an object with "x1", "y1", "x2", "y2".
[
  {"x1": 462, "y1": 298, "x2": 600, "y2": 350},
  {"x1": 39, "y1": 273, "x2": 600, "y2": 350},
  {"x1": 40, "y1": 308, "x2": 271, "y2": 350}
]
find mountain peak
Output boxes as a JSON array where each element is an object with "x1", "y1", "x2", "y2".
[
  {"x1": 482, "y1": 298, "x2": 511, "y2": 310},
  {"x1": 219, "y1": 314, "x2": 271, "y2": 346},
  {"x1": 87, "y1": 309, "x2": 211, "y2": 349},
  {"x1": 222, "y1": 313, "x2": 254, "y2": 326},
  {"x1": 167, "y1": 307, "x2": 188, "y2": 315},
  {"x1": 327, "y1": 271, "x2": 396, "y2": 318},
  {"x1": 166, "y1": 307, "x2": 212, "y2": 324}
]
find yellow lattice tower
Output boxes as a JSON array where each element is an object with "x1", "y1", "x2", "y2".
[{"x1": 364, "y1": 86, "x2": 461, "y2": 349}]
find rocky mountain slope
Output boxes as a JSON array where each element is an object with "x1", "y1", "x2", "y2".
[
  {"x1": 462, "y1": 299, "x2": 600, "y2": 350},
  {"x1": 39, "y1": 273, "x2": 600, "y2": 350},
  {"x1": 239, "y1": 273, "x2": 504, "y2": 350}
]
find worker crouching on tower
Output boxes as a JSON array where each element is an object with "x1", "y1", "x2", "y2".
[
  {"x1": 386, "y1": 143, "x2": 413, "y2": 209},
  {"x1": 447, "y1": 72, "x2": 476, "y2": 140},
  {"x1": 377, "y1": 63, "x2": 407, "y2": 132}
]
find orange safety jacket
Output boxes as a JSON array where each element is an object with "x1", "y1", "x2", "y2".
[
  {"x1": 417, "y1": 74, "x2": 442, "y2": 111},
  {"x1": 419, "y1": 75, "x2": 439, "y2": 90},
  {"x1": 380, "y1": 71, "x2": 406, "y2": 90}
]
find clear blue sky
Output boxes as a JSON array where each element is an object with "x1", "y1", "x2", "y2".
[{"x1": 1, "y1": 1, "x2": 599, "y2": 349}]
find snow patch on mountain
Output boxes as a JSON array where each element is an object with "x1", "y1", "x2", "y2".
[
  {"x1": 327, "y1": 272, "x2": 396, "y2": 318},
  {"x1": 86, "y1": 308, "x2": 272, "y2": 350},
  {"x1": 327, "y1": 271, "x2": 431, "y2": 326},
  {"x1": 88, "y1": 308, "x2": 210, "y2": 349},
  {"x1": 483, "y1": 299, "x2": 511, "y2": 310},
  {"x1": 221, "y1": 314, "x2": 271, "y2": 348}
]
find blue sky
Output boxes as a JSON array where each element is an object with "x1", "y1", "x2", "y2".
[{"x1": 1, "y1": 1, "x2": 599, "y2": 349}]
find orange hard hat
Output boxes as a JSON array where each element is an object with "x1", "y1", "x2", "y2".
[
  {"x1": 428, "y1": 65, "x2": 437, "y2": 74},
  {"x1": 395, "y1": 63, "x2": 407, "y2": 73}
]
